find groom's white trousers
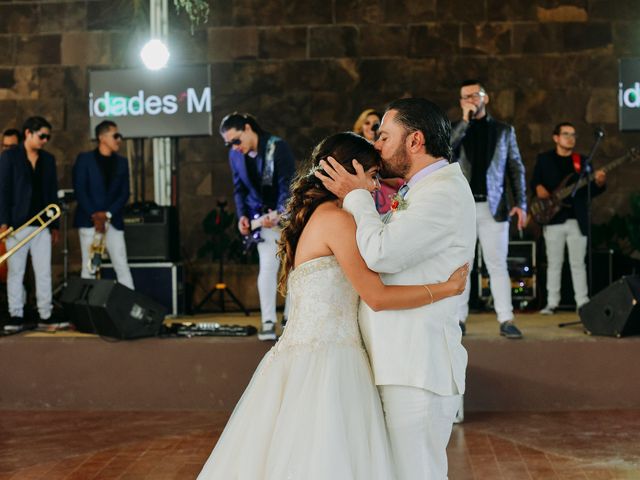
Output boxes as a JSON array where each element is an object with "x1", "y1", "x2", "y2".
[{"x1": 379, "y1": 385, "x2": 460, "y2": 480}]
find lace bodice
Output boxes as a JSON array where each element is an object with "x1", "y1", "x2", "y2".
[{"x1": 274, "y1": 256, "x2": 362, "y2": 353}]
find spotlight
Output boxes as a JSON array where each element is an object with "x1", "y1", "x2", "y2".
[{"x1": 140, "y1": 39, "x2": 170, "y2": 70}]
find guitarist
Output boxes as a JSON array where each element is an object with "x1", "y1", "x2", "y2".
[
  {"x1": 531, "y1": 122, "x2": 606, "y2": 315},
  {"x1": 219, "y1": 113, "x2": 295, "y2": 341}
]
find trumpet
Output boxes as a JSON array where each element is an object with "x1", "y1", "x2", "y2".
[
  {"x1": 0, "y1": 204, "x2": 61, "y2": 264},
  {"x1": 87, "y1": 221, "x2": 109, "y2": 276}
]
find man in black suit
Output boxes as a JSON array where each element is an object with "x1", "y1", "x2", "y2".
[
  {"x1": 73, "y1": 120, "x2": 133, "y2": 289},
  {"x1": 531, "y1": 122, "x2": 606, "y2": 314},
  {"x1": 0, "y1": 116, "x2": 60, "y2": 332},
  {"x1": 451, "y1": 79, "x2": 527, "y2": 339}
]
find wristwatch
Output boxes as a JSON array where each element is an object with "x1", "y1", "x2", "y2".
[{"x1": 105, "y1": 211, "x2": 112, "y2": 220}]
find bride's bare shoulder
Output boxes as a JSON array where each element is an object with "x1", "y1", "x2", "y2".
[{"x1": 311, "y1": 202, "x2": 355, "y2": 227}]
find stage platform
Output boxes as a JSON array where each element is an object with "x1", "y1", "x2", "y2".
[{"x1": 1, "y1": 311, "x2": 639, "y2": 412}]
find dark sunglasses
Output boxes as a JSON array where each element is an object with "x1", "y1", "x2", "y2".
[
  {"x1": 37, "y1": 133, "x2": 51, "y2": 141},
  {"x1": 113, "y1": 133, "x2": 123, "y2": 140},
  {"x1": 224, "y1": 137, "x2": 242, "y2": 148}
]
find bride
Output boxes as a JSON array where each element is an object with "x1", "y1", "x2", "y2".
[{"x1": 197, "y1": 132, "x2": 468, "y2": 479}]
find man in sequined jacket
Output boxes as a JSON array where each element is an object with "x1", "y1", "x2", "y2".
[{"x1": 451, "y1": 79, "x2": 527, "y2": 339}]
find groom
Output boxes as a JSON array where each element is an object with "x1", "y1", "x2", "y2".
[{"x1": 317, "y1": 98, "x2": 476, "y2": 479}]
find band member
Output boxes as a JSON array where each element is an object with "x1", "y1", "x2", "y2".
[
  {"x1": 73, "y1": 120, "x2": 134, "y2": 289},
  {"x1": 0, "y1": 116, "x2": 59, "y2": 332},
  {"x1": 2, "y1": 129, "x2": 20, "y2": 151},
  {"x1": 531, "y1": 122, "x2": 606, "y2": 314},
  {"x1": 451, "y1": 79, "x2": 527, "y2": 339},
  {"x1": 219, "y1": 112, "x2": 295, "y2": 341}
]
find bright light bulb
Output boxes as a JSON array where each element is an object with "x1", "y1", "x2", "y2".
[{"x1": 140, "y1": 39, "x2": 170, "y2": 70}]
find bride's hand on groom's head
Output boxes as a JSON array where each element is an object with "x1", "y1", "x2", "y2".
[{"x1": 314, "y1": 157, "x2": 372, "y2": 199}]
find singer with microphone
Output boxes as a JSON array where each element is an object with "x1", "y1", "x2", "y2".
[
  {"x1": 451, "y1": 79, "x2": 527, "y2": 339},
  {"x1": 531, "y1": 122, "x2": 606, "y2": 315}
]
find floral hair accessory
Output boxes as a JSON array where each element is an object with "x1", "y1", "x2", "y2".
[{"x1": 307, "y1": 164, "x2": 323, "y2": 177}]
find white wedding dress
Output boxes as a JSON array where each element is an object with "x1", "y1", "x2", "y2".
[{"x1": 197, "y1": 255, "x2": 395, "y2": 479}]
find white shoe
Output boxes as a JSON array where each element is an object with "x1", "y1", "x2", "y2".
[
  {"x1": 540, "y1": 305, "x2": 556, "y2": 315},
  {"x1": 258, "y1": 320, "x2": 277, "y2": 341}
]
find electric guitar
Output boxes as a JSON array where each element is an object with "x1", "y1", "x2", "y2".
[
  {"x1": 530, "y1": 147, "x2": 640, "y2": 225},
  {"x1": 242, "y1": 210, "x2": 280, "y2": 253}
]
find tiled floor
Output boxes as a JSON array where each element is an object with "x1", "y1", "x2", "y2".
[{"x1": 1, "y1": 410, "x2": 638, "y2": 479}]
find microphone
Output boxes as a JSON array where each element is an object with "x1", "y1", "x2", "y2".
[
  {"x1": 594, "y1": 127, "x2": 605, "y2": 138},
  {"x1": 467, "y1": 108, "x2": 476, "y2": 123}
]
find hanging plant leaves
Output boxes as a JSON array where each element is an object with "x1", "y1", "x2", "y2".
[{"x1": 173, "y1": 0, "x2": 209, "y2": 33}]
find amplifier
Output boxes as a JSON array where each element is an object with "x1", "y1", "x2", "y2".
[
  {"x1": 101, "y1": 262, "x2": 185, "y2": 316},
  {"x1": 123, "y1": 203, "x2": 179, "y2": 261},
  {"x1": 478, "y1": 240, "x2": 537, "y2": 307}
]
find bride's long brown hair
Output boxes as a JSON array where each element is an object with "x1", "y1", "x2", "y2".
[{"x1": 277, "y1": 132, "x2": 381, "y2": 293}]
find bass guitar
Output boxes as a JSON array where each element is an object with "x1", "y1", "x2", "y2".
[{"x1": 530, "y1": 148, "x2": 639, "y2": 225}]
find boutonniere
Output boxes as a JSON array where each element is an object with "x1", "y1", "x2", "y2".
[{"x1": 390, "y1": 192, "x2": 408, "y2": 212}]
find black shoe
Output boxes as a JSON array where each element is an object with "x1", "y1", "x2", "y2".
[
  {"x1": 281, "y1": 316, "x2": 288, "y2": 329},
  {"x1": 459, "y1": 321, "x2": 466, "y2": 336},
  {"x1": 4, "y1": 317, "x2": 26, "y2": 333},
  {"x1": 499, "y1": 321, "x2": 523, "y2": 339},
  {"x1": 37, "y1": 316, "x2": 71, "y2": 330}
]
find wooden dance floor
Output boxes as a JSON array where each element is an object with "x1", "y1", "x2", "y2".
[{"x1": 1, "y1": 410, "x2": 638, "y2": 479}]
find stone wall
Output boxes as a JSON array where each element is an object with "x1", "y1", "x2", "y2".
[{"x1": 1, "y1": 0, "x2": 640, "y2": 306}]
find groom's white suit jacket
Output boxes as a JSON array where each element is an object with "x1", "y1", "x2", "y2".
[{"x1": 343, "y1": 162, "x2": 476, "y2": 396}]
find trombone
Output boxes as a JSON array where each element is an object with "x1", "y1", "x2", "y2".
[{"x1": 0, "y1": 204, "x2": 61, "y2": 264}]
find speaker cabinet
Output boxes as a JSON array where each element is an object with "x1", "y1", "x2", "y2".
[
  {"x1": 101, "y1": 262, "x2": 185, "y2": 316},
  {"x1": 123, "y1": 204, "x2": 179, "y2": 261},
  {"x1": 579, "y1": 275, "x2": 640, "y2": 337},
  {"x1": 60, "y1": 278, "x2": 167, "y2": 339}
]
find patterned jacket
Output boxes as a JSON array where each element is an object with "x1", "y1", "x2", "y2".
[{"x1": 451, "y1": 114, "x2": 527, "y2": 222}]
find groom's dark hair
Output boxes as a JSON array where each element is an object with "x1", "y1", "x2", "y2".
[{"x1": 386, "y1": 98, "x2": 452, "y2": 161}]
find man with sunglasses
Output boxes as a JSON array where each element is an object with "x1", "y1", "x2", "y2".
[
  {"x1": 451, "y1": 79, "x2": 527, "y2": 339},
  {"x1": 531, "y1": 122, "x2": 606, "y2": 315},
  {"x1": 0, "y1": 116, "x2": 60, "y2": 332},
  {"x1": 73, "y1": 120, "x2": 134, "y2": 289},
  {"x1": 219, "y1": 112, "x2": 295, "y2": 341}
]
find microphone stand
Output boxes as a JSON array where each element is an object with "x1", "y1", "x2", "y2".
[{"x1": 558, "y1": 129, "x2": 603, "y2": 328}]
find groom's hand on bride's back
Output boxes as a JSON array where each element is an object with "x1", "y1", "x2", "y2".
[{"x1": 315, "y1": 157, "x2": 371, "y2": 199}]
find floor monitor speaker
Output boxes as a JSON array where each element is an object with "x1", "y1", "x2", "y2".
[
  {"x1": 579, "y1": 275, "x2": 640, "y2": 337},
  {"x1": 60, "y1": 277, "x2": 167, "y2": 339}
]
